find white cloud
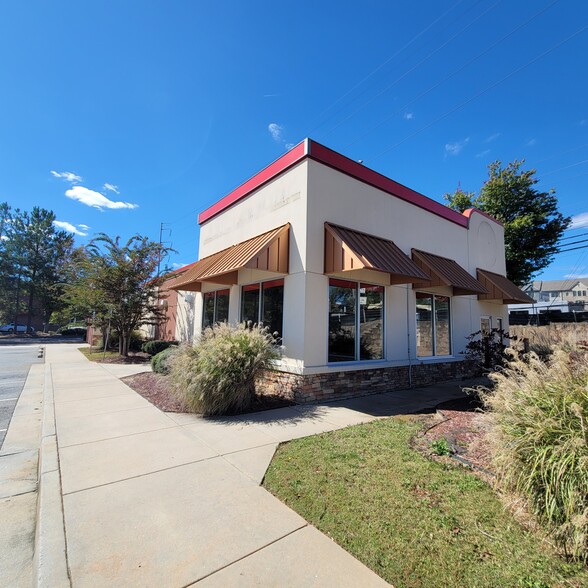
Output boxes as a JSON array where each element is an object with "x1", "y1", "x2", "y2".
[
  {"x1": 476, "y1": 149, "x2": 491, "y2": 158},
  {"x1": 51, "y1": 170, "x2": 82, "y2": 183},
  {"x1": 484, "y1": 133, "x2": 500, "y2": 143},
  {"x1": 285, "y1": 143, "x2": 295, "y2": 150},
  {"x1": 0, "y1": 235, "x2": 8, "y2": 241},
  {"x1": 53, "y1": 220, "x2": 88, "y2": 236},
  {"x1": 268, "y1": 123, "x2": 283, "y2": 142},
  {"x1": 564, "y1": 271, "x2": 588, "y2": 279},
  {"x1": 570, "y1": 212, "x2": 588, "y2": 229},
  {"x1": 403, "y1": 112, "x2": 414, "y2": 120},
  {"x1": 77, "y1": 223, "x2": 90, "y2": 230},
  {"x1": 526, "y1": 138, "x2": 537, "y2": 147},
  {"x1": 445, "y1": 137, "x2": 470, "y2": 157},
  {"x1": 103, "y1": 183, "x2": 120, "y2": 194},
  {"x1": 65, "y1": 186, "x2": 138, "y2": 210}
]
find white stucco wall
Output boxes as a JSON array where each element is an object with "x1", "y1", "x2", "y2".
[{"x1": 178, "y1": 156, "x2": 509, "y2": 374}]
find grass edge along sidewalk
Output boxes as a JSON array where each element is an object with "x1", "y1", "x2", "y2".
[{"x1": 264, "y1": 417, "x2": 587, "y2": 588}]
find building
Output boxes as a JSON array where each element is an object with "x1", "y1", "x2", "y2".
[
  {"x1": 161, "y1": 139, "x2": 531, "y2": 402},
  {"x1": 522, "y1": 279, "x2": 588, "y2": 308}
]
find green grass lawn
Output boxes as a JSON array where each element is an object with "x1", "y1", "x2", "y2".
[
  {"x1": 263, "y1": 417, "x2": 587, "y2": 588},
  {"x1": 78, "y1": 347, "x2": 121, "y2": 362}
]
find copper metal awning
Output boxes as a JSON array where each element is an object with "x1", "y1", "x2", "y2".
[
  {"x1": 476, "y1": 269, "x2": 534, "y2": 304},
  {"x1": 324, "y1": 223, "x2": 430, "y2": 284},
  {"x1": 411, "y1": 249, "x2": 489, "y2": 296},
  {"x1": 170, "y1": 224, "x2": 290, "y2": 291}
]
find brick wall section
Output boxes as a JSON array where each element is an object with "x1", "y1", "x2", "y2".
[{"x1": 256, "y1": 360, "x2": 477, "y2": 403}]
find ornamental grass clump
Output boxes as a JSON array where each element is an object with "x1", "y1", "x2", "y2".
[
  {"x1": 480, "y1": 347, "x2": 588, "y2": 562},
  {"x1": 171, "y1": 323, "x2": 280, "y2": 416}
]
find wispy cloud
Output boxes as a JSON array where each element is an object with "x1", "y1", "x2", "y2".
[
  {"x1": 526, "y1": 138, "x2": 537, "y2": 147},
  {"x1": 403, "y1": 112, "x2": 414, "y2": 120},
  {"x1": 103, "y1": 183, "x2": 120, "y2": 194},
  {"x1": 53, "y1": 220, "x2": 89, "y2": 236},
  {"x1": 476, "y1": 149, "x2": 491, "y2": 158},
  {"x1": 268, "y1": 122, "x2": 296, "y2": 151},
  {"x1": 268, "y1": 123, "x2": 283, "y2": 142},
  {"x1": 51, "y1": 170, "x2": 82, "y2": 183},
  {"x1": 570, "y1": 212, "x2": 588, "y2": 229},
  {"x1": 263, "y1": 94, "x2": 281, "y2": 98},
  {"x1": 78, "y1": 223, "x2": 90, "y2": 230},
  {"x1": 484, "y1": 133, "x2": 500, "y2": 143},
  {"x1": 65, "y1": 186, "x2": 138, "y2": 210},
  {"x1": 445, "y1": 137, "x2": 470, "y2": 157}
]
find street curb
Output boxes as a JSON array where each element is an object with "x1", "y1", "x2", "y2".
[{"x1": 33, "y1": 361, "x2": 70, "y2": 587}]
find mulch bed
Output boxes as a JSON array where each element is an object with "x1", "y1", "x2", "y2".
[
  {"x1": 122, "y1": 371, "x2": 294, "y2": 414},
  {"x1": 413, "y1": 394, "x2": 494, "y2": 480},
  {"x1": 98, "y1": 351, "x2": 151, "y2": 364}
]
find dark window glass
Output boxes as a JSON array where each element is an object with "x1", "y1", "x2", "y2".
[
  {"x1": 203, "y1": 292, "x2": 215, "y2": 328},
  {"x1": 241, "y1": 283, "x2": 260, "y2": 326},
  {"x1": 261, "y1": 280, "x2": 284, "y2": 340},
  {"x1": 435, "y1": 295, "x2": 451, "y2": 355},
  {"x1": 215, "y1": 289, "x2": 230, "y2": 323},
  {"x1": 416, "y1": 293, "x2": 433, "y2": 357},
  {"x1": 328, "y1": 279, "x2": 357, "y2": 362},
  {"x1": 416, "y1": 293, "x2": 451, "y2": 357},
  {"x1": 360, "y1": 284, "x2": 384, "y2": 360}
]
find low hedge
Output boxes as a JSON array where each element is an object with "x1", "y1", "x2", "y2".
[
  {"x1": 151, "y1": 347, "x2": 177, "y2": 375},
  {"x1": 142, "y1": 339, "x2": 178, "y2": 356}
]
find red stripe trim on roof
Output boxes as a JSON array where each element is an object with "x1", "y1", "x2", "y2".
[{"x1": 198, "y1": 139, "x2": 499, "y2": 229}]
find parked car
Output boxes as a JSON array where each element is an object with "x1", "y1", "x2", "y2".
[{"x1": 0, "y1": 323, "x2": 35, "y2": 334}]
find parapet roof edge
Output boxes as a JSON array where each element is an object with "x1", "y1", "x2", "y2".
[{"x1": 197, "y1": 139, "x2": 500, "y2": 228}]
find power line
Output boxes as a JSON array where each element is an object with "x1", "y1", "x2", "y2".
[
  {"x1": 560, "y1": 231, "x2": 588, "y2": 242},
  {"x1": 534, "y1": 142, "x2": 588, "y2": 165},
  {"x1": 367, "y1": 23, "x2": 588, "y2": 163},
  {"x1": 306, "y1": 0, "x2": 469, "y2": 134},
  {"x1": 542, "y1": 158, "x2": 588, "y2": 177},
  {"x1": 557, "y1": 244, "x2": 588, "y2": 254},
  {"x1": 319, "y1": 0, "x2": 501, "y2": 139},
  {"x1": 343, "y1": 0, "x2": 560, "y2": 149}
]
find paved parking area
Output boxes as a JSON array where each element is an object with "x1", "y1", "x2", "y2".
[{"x1": 0, "y1": 345, "x2": 43, "y2": 450}]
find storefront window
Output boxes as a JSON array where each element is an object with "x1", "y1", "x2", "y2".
[
  {"x1": 202, "y1": 289, "x2": 230, "y2": 328},
  {"x1": 240, "y1": 279, "x2": 284, "y2": 340},
  {"x1": 329, "y1": 279, "x2": 384, "y2": 362},
  {"x1": 416, "y1": 292, "x2": 451, "y2": 357}
]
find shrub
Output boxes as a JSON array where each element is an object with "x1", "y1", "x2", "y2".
[
  {"x1": 170, "y1": 323, "x2": 280, "y2": 416},
  {"x1": 480, "y1": 347, "x2": 588, "y2": 562},
  {"x1": 151, "y1": 347, "x2": 177, "y2": 374},
  {"x1": 57, "y1": 325, "x2": 87, "y2": 337},
  {"x1": 464, "y1": 328, "x2": 516, "y2": 371},
  {"x1": 142, "y1": 339, "x2": 178, "y2": 356},
  {"x1": 107, "y1": 330, "x2": 144, "y2": 351}
]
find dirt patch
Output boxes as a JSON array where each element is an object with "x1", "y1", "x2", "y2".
[
  {"x1": 122, "y1": 371, "x2": 295, "y2": 414},
  {"x1": 413, "y1": 395, "x2": 494, "y2": 481}
]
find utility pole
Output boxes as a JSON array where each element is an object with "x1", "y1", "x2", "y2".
[{"x1": 157, "y1": 222, "x2": 172, "y2": 276}]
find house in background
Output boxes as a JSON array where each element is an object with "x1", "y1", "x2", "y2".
[
  {"x1": 522, "y1": 279, "x2": 588, "y2": 309},
  {"x1": 159, "y1": 139, "x2": 531, "y2": 402}
]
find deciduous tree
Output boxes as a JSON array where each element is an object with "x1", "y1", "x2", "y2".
[{"x1": 444, "y1": 161, "x2": 570, "y2": 285}]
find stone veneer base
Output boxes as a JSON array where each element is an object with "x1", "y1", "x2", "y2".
[{"x1": 257, "y1": 360, "x2": 477, "y2": 403}]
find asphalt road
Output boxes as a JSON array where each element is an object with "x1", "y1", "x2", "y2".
[{"x1": 0, "y1": 344, "x2": 43, "y2": 450}]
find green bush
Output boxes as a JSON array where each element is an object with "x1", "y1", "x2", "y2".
[
  {"x1": 480, "y1": 347, "x2": 588, "y2": 562},
  {"x1": 142, "y1": 339, "x2": 178, "y2": 356},
  {"x1": 57, "y1": 325, "x2": 87, "y2": 337},
  {"x1": 151, "y1": 347, "x2": 177, "y2": 374},
  {"x1": 107, "y1": 330, "x2": 144, "y2": 351},
  {"x1": 171, "y1": 323, "x2": 280, "y2": 416}
]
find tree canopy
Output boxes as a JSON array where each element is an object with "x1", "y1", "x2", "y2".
[
  {"x1": 0, "y1": 203, "x2": 74, "y2": 329},
  {"x1": 66, "y1": 233, "x2": 171, "y2": 356},
  {"x1": 444, "y1": 161, "x2": 570, "y2": 285}
]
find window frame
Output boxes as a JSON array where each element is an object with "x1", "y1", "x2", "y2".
[
  {"x1": 239, "y1": 278, "x2": 284, "y2": 339},
  {"x1": 202, "y1": 288, "x2": 230, "y2": 328},
  {"x1": 415, "y1": 291, "x2": 452, "y2": 358},
  {"x1": 327, "y1": 278, "x2": 386, "y2": 364}
]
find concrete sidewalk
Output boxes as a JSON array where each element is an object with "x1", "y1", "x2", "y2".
[{"x1": 4, "y1": 343, "x2": 475, "y2": 587}]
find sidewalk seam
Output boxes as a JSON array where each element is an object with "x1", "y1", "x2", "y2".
[{"x1": 185, "y1": 523, "x2": 308, "y2": 586}]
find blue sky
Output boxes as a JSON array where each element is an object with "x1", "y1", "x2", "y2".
[{"x1": 1, "y1": 0, "x2": 587, "y2": 281}]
